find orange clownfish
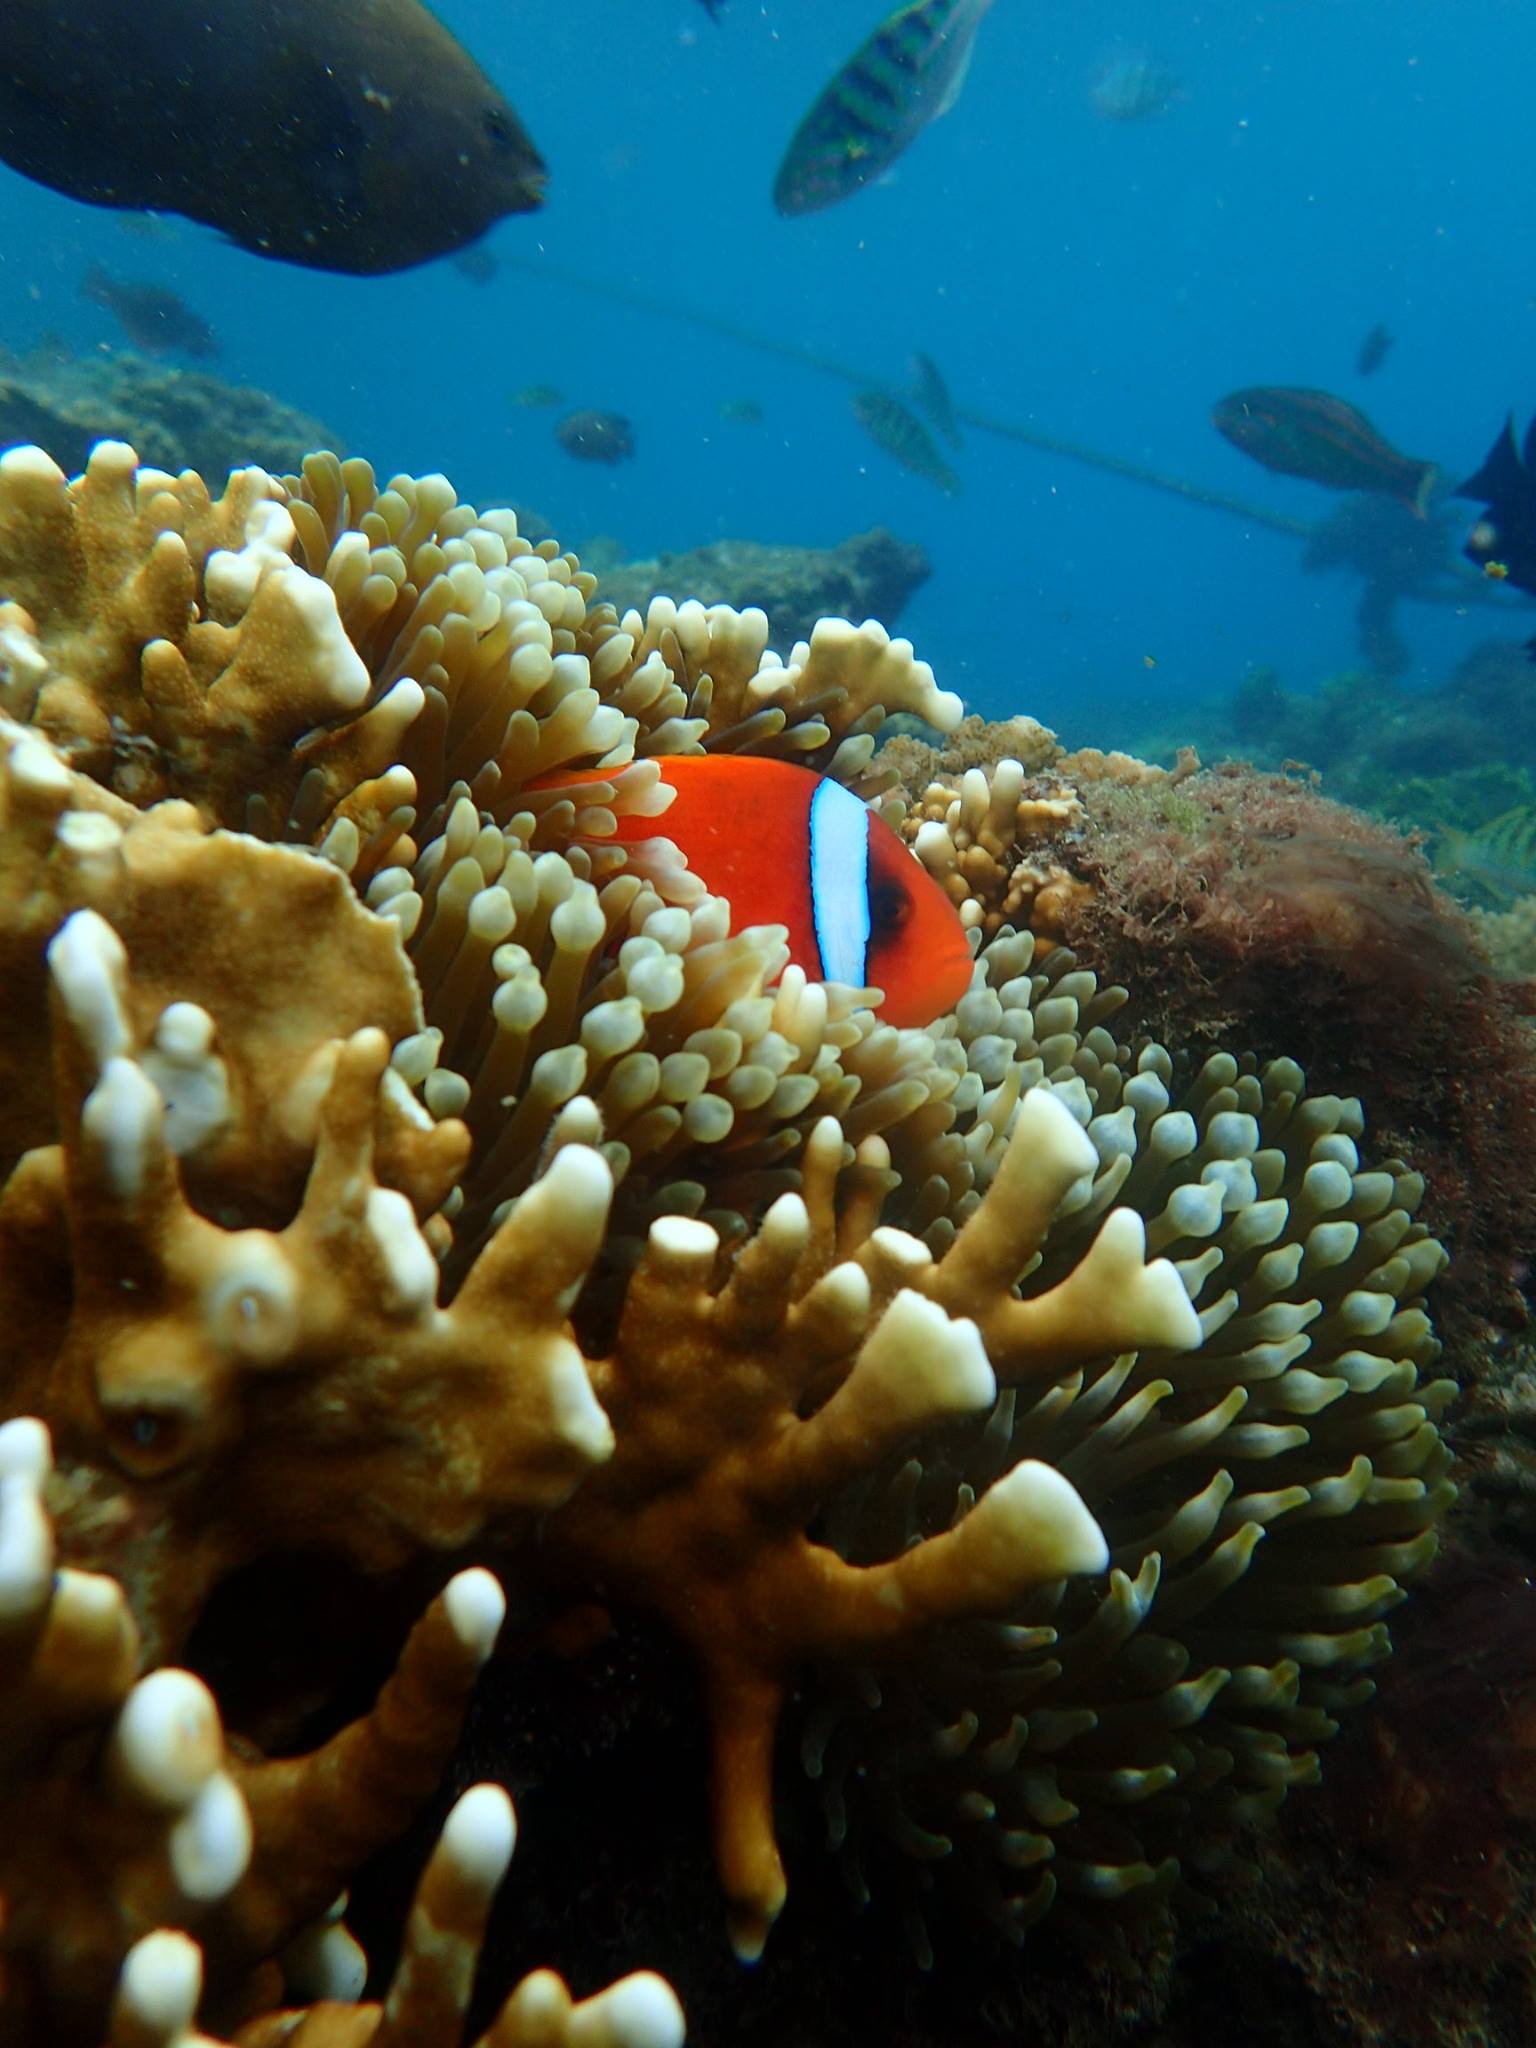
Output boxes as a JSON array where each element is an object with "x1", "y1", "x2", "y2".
[{"x1": 554, "y1": 755, "x2": 973, "y2": 1028}]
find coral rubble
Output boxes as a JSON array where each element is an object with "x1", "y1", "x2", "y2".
[{"x1": 0, "y1": 441, "x2": 1469, "y2": 2047}]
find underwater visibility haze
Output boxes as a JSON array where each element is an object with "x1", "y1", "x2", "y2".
[{"x1": 3, "y1": 3, "x2": 1536, "y2": 2047}]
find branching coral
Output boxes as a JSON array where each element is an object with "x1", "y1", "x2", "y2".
[
  {"x1": 538, "y1": 1084, "x2": 1194, "y2": 1957},
  {"x1": 1, "y1": 1417, "x2": 515, "y2": 2043},
  {"x1": 108, "y1": 1791, "x2": 685, "y2": 2048},
  {"x1": 0, "y1": 440, "x2": 1465, "y2": 2046},
  {"x1": 7, "y1": 891, "x2": 612, "y2": 1658}
]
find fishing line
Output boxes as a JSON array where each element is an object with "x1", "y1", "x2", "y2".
[{"x1": 502, "y1": 250, "x2": 1512, "y2": 613}]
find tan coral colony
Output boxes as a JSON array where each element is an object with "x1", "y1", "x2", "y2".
[{"x1": 0, "y1": 441, "x2": 1453, "y2": 2042}]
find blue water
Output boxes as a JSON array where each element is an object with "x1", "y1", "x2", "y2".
[{"x1": 2, "y1": 0, "x2": 1533, "y2": 742}]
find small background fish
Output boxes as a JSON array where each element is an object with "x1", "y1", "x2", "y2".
[
  {"x1": 851, "y1": 389, "x2": 961, "y2": 495},
  {"x1": 555, "y1": 408, "x2": 637, "y2": 464},
  {"x1": 1089, "y1": 55, "x2": 1183, "y2": 122},
  {"x1": 1433, "y1": 806, "x2": 1536, "y2": 904},
  {"x1": 80, "y1": 266, "x2": 219, "y2": 360},
  {"x1": 1355, "y1": 321, "x2": 1393, "y2": 377},
  {"x1": 908, "y1": 351, "x2": 960, "y2": 450}
]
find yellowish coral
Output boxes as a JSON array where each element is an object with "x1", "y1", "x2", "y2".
[
  {"x1": 0, "y1": 441, "x2": 1459, "y2": 2042},
  {"x1": 1, "y1": 1417, "x2": 513, "y2": 2042},
  {"x1": 110, "y1": 1796, "x2": 685, "y2": 2048},
  {"x1": 541, "y1": 1085, "x2": 1192, "y2": 1956}
]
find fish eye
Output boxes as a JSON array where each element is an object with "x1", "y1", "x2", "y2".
[
  {"x1": 869, "y1": 882, "x2": 912, "y2": 936},
  {"x1": 482, "y1": 105, "x2": 515, "y2": 151}
]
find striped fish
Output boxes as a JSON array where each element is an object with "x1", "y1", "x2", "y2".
[
  {"x1": 851, "y1": 389, "x2": 962, "y2": 495},
  {"x1": 1211, "y1": 386, "x2": 1438, "y2": 516},
  {"x1": 1434, "y1": 806, "x2": 1536, "y2": 902},
  {"x1": 909, "y1": 350, "x2": 961, "y2": 449},
  {"x1": 773, "y1": 0, "x2": 998, "y2": 217}
]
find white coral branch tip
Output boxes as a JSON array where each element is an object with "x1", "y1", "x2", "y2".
[
  {"x1": 113, "y1": 1929, "x2": 203, "y2": 2043},
  {"x1": 109, "y1": 1669, "x2": 223, "y2": 1810},
  {"x1": 444, "y1": 1567, "x2": 507, "y2": 1663},
  {"x1": 441, "y1": 1783, "x2": 517, "y2": 1894},
  {"x1": 971, "y1": 1460, "x2": 1110, "y2": 1582},
  {"x1": 579, "y1": 1971, "x2": 688, "y2": 2048},
  {"x1": 167, "y1": 1769, "x2": 252, "y2": 1901},
  {"x1": 48, "y1": 907, "x2": 131, "y2": 1067},
  {"x1": 0, "y1": 1420, "x2": 53, "y2": 1623},
  {"x1": 853, "y1": 1291, "x2": 995, "y2": 1427}
]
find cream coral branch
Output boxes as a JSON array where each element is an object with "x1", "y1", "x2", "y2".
[{"x1": 28, "y1": 910, "x2": 612, "y2": 1657}]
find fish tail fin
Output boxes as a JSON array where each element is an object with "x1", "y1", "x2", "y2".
[
  {"x1": 1410, "y1": 462, "x2": 1439, "y2": 519},
  {"x1": 1429, "y1": 821, "x2": 1466, "y2": 877}
]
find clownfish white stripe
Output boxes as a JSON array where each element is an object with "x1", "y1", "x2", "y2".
[{"x1": 808, "y1": 775, "x2": 872, "y2": 988}]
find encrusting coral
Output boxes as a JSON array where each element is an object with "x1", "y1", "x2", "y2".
[{"x1": 0, "y1": 440, "x2": 1462, "y2": 2046}]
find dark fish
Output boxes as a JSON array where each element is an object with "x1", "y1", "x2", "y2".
[
  {"x1": 851, "y1": 390, "x2": 961, "y2": 495},
  {"x1": 555, "y1": 409, "x2": 636, "y2": 464},
  {"x1": 774, "y1": 0, "x2": 998, "y2": 217},
  {"x1": 695, "y1": 0, "x2": 726, "y2": 16},
  {"x1": 1089, "y1": 55, "x2": 1183, "y2": 122},
  {"x1": 1211, "y1": 386, "x2": 1437, "y2": 516},
  {"x1": 1457, "y1": 416, "x2": 1536, "y2": 593},
  {"x1": 0, "y1": 0, "x2": 545, "y2": 275},
  {"x1": 908, "y1": 350, "x2": 960, "y2": 449},
  {"x1": 1356, "y1": 322, "x2": 1393, "y2": 377},
  {"x1": 80, "y1": 267, "x2": 220, "y2": 360},
  {"x1": 1457, "y1": 416, "x2": 1536, "y2": 659}
]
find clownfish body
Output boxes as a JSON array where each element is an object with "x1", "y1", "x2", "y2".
[{"x1": 553, "y1": 755, "x2": 973, "y2": 1028}]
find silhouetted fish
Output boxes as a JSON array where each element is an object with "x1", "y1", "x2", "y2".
[
  {"x1": 80, "y1": 267, "x2": 219, "y2": 360},
  {"x1": 851, "y1": 390, "x2": 960, "y2": 495},
  {"x1": 774, "y1": 0, "x2": 997, "y2": 217},
  {"x1": 0, "y1": 0, "x2": 546, "y2": 274},
  {"x1": 1457, "y1": 416, "x2": 1536, "y2": 595},
  {"x1": 1212, "y1": 387, "x2": 1437, "y2": 515},
  {"x1": 451, "y1": 244, "x2": 499, "y2": 285},
  {"x1": 908, "y1": 351, "x2": 960, "y2": 449},
  {"x1": 1356, "y1": 322, "x2": 1393, "y2": 377},
  {"x1": 1089, "y1": 55, "x2": 1183, "y2": 121},
  {"x1": 555, "y1": 410, "x2": 636, "y2": 464}
]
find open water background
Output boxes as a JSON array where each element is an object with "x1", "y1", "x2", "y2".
[{"x1": 2, "y1": 0, "x2": 1533, "y2": 741}]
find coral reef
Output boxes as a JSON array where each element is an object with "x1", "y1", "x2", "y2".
[
  {"x1": 595, "y1": 528, "x2": 929, "y2": 662},
  {"x1": 885, "y1": 721, "x2": 1536, "y2": 1336},
  {"x1": 0, "y1": 346, "x2": 341, "y2": 487},
  {"x1": 1112, "y1": 636, "x2": 1536, "y2": 863},
  {"x1": 0, "y1": 440, "x2": 1475, "y2": 2048}
]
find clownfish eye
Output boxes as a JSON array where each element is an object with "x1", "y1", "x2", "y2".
[{"x1": 869, "y1": 882, "x2": 912, "y2": 938}]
